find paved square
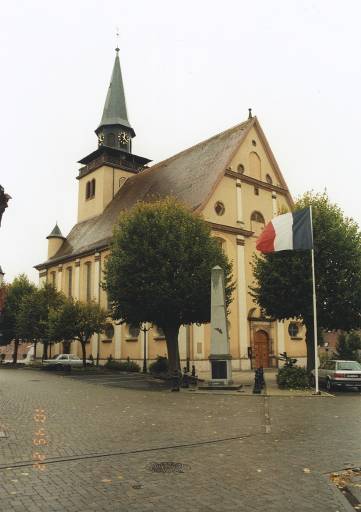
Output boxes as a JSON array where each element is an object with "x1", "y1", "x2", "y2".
[{"x1": 0, "y1": 368, "x2": 359, "y2": 511}]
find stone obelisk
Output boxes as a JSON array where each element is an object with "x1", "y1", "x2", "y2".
[{"x1": 208, "y1": 266, "x2": 233, "y2": 385}]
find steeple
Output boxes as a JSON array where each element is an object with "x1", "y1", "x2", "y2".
[{"x1": 95, "y1": 48, "x2": 135, "y2": 153}]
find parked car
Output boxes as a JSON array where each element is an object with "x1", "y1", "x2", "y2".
[
  {"x1": 311, "y1": 360, "x2": 361, "y2": 391},
  {"x1": 42, "y1": 354, "x2": 93, "y2": 368}
]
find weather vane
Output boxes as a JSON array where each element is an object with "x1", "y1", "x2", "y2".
[{"x1": 115, "y1": 26, "x2": 120, "y2": 52}]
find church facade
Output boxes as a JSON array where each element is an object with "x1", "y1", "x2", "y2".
[{"x1": 35, "y1": 49, "x2": 307, "y2": 371}]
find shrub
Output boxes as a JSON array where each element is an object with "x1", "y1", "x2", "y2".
[
  {"x1": 149, "y1": 356, "x2": 169, "y2": 375},
  {"x1": 104, "y1": 358, "x2": 140, "y2": 372},
  {"x1": 277, "y1": 365, "x2": 310, "y2": 389}
]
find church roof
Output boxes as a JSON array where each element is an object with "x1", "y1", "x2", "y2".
[
  {"x1": 96, "y1": 50, "x2": 135, "y2": 136},
  {"x1": 36, "y1": 116, "x2": 289, "y2": 268}
]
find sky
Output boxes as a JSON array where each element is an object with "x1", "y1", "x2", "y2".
[{"x1": 1, "y1": 0, "x2": 360, "y2": 283}]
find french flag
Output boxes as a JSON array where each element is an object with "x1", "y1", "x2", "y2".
[{"x1": 256, "y1": 208, "x2": 313, "y2": 254}]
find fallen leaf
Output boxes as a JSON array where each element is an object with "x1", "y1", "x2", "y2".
[{"x1": 303, "y1": 468, "x2": 311, "y2": 474}]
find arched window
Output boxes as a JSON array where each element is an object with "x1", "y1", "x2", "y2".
[
  {"x1": 91, "y1": 179, "x2": 96, "y2": 197},
  {"x1": 251, "y1": 211, "x2": 265, "y2": 224},
  {"x1": 107, "y1": 133, "x2": 115, "y2": 146},
  {"x1": 251, "y1": 211, "x2": 265, "y2": 236},
  {"x1": 265, "y1": 174, "x2": 273, "y2": 184},
  {"x1": 249, "y1": 152, "x2": 261, "y2": 180},
  {"x1": 85, "y1": 181, "x2": 90, "y2": 199}
]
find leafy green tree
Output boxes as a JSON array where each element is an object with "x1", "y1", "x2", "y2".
[
  {"x1": 335, "y1": 331, "x2": 361, "y2": 362},
  {"x1": 0, "y1": 274, "x2": 36, "y2": 363},
  {"x1": 17, "y1": 284, "x2": 66, "y2": 360},
  {"x1": 251, "y1": 192, "x2": 361, "y2": 372},
  {"x1": 104, "y1": 197, "x2": 234, "y2": 375},
  {"x1": 48, "y1": 299, "x2": 107, "y2": 367}
]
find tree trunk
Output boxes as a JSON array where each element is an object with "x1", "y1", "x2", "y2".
[
  {"x1": 81, "y1": 341, "x2": 87, "y2": 368},
  {"x1": 305, "y1": 321, "x2": 315, "y2": 373},
  {"x1": 163, "y1": 325, "x2": 181, "y2": 375},
  {"x1": 12, "y1": 339, "x2": 19, "y2": 364},
  {"x1": 43, "y1": 341, "x2": 48, "y2": 361}
]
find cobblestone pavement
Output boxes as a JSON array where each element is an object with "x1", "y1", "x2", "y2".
[{"x1": 0, "y1": 369, "x2": 360, "y2": 511}]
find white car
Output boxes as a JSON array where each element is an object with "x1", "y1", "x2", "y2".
[
  {"x1": 311, "y1": 360, "x2": 361, "y2": 391},
  {"x1": 43, "y1": 354, "x2": 93, "y2": 367}
]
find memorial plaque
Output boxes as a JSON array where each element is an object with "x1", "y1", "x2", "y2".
[{"x1": 211, "y1": 360, "x2": 227, "y2": 379}]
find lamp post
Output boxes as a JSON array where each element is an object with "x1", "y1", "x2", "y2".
[{"x1": 140, "y1": 323, "x2": 151, "y2": 373}]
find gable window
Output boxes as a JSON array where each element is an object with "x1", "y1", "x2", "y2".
[
  {"x1": 266, "y1": 174, "x2": 273, "y2": 184},
  {"x1": 86, "y1": 181, "x2": 90, "y2": 199},
  {"x1": 237, "y1": 164, "x2": 245, "y2": 173},
  {"x1": 249, "y1": 152, "x2": 261, "y2": 180}
]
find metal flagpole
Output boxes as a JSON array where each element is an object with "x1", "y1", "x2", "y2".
[{"x1": 309, "y1": 206, "x2": 320, "y2": 394}]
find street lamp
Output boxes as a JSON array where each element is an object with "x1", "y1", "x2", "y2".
[{"x1": 140, "y1": 323, "x2": 152, "y2": 373}]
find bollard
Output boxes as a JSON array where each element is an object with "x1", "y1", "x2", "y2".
[{"x1": 253, "y1": 368, "x2": 262, "y2": 394}]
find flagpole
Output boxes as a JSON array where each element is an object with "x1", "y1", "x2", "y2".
[{"x1": 309, "y1": 206, "x2": 320, "y2": 394}]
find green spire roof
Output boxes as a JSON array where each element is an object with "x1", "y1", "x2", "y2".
[
  {"x1": 97, "y1": 50, "x2": 135, "y2": 136},
  {"x1": 47, "y1": 223, "x2": 65, "y2": 239}
]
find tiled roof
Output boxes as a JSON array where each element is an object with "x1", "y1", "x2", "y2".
[{"x1": 36, "y1": 118, "x2": 255, "y2": 268}]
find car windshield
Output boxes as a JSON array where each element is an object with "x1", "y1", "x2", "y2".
[{"x1": 337, "y1": 361, "x2": 361, "y2": 371}]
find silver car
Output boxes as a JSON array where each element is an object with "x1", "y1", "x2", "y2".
[{"x1": 311, "y1": 360, "x2": 361, "y2": 391}]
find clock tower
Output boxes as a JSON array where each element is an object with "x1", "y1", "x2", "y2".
[
  {"x1": 76, "y1": 48, "x2": 151, "y2": 223},
  {"x1": 95, "y1": 46, "x2": 135, "y2": 153}
]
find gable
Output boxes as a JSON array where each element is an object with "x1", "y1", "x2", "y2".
[{"x1": 228, "y1": 121, "x2": 288, "y2": 190}]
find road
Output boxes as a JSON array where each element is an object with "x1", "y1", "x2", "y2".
[{"x1": 0, "y1": 368, "x2": 360, "y2": 512}]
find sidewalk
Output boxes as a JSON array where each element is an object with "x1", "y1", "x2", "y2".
[{"x1": 196, "y1": 369, "x2": 332, "y2": 397}]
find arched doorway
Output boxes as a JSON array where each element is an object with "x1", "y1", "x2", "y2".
[{"x1": 254, "y1": 330, "x2": 270, "y2": 368}]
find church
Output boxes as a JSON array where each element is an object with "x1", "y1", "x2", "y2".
[{"x1": 35, "y1": 48, "x2": 307, "y2": 371}]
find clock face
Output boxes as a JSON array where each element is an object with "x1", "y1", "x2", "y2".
[{"x1": 118, "y1": 131, "x2": 130, "y2": 144}]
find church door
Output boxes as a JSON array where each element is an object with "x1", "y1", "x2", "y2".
[{"x1": 254, "y1": 330, "x2": 269, "y2": 368}]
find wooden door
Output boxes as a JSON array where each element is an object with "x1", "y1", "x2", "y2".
[{"x1": 254, "y1": 330, "x2": 269, "y2": 368}]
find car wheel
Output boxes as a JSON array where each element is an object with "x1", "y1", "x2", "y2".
[{"x1": 326, "y1": 378, "x2": 333, "y2": 392}]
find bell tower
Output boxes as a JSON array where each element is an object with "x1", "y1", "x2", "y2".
[{"x1": 76, "y1": 48, "x2": 151, "y2": 223}]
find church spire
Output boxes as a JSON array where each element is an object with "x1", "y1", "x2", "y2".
[{"x1": 95, "y1": 48, "x2": 135, "y2": 152}]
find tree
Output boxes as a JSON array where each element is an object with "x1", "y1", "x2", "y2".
[
  {"x1": 0, "y1": 274, "x2": 36, "y2": 363},
  {"x1": 335, "y1": 331, "x2": 361, "y2": 362},
  {"x1": 48, "y1": 299, "x2": 107, "y2": 367},
  {"x1": 16, "y1": 284, "x2": 66, "y2": 360},
  {"x1": 104, "y1": 197, "x2": 234, "y2": 375},
  {"x1": 251, "y1": 192, "x2": 361, "y2": 372}
]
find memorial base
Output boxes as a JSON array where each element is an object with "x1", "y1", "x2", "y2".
[{"x1": 208, "y1": 354, "x2": 233, "y2": 386}]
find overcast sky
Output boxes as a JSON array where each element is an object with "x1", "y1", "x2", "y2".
[{"x1": 1, "y1": 0, "x2": 360, "y2": 282}]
